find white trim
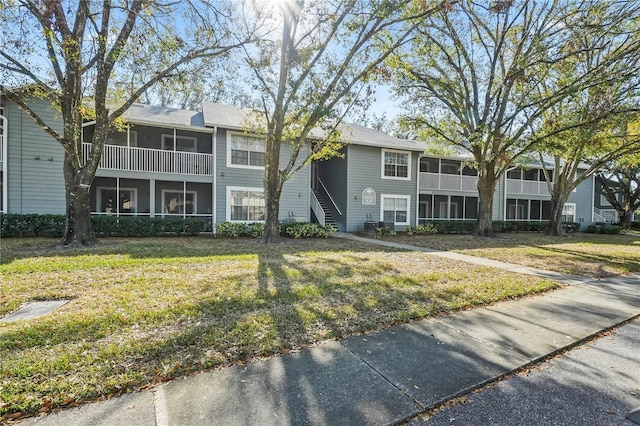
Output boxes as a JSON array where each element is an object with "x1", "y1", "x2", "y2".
[
  {"x1": 161, "y1": 189, "x2": 198, "y2": 216},
  {"x1": 226, "y1": 131, "x2": 266, "y2": 170},
  {"x1": 96, "y1": 186, "x2": 138, "y2": 214},
  {"x1": 161, "y1": 134, "x2": 197, "y2": 152},
  {"x1": 212, "y1": 127, "x2": 217, "y2": 234},
  {"x1": 1, "y1": 113, "x2": 7, "y2": 213},
  {"x1": 591, "y1": 175, "x2": 595, "y2": 224},
  {"x1": 226, "y1": 186, "x2": 265, "y2": 222},
  {"x1": 380, "y1": 194, "x2": 411, "y2": 226},
  {"x1": 381, "y1": 149, "x2": 411, "y2": 181}
]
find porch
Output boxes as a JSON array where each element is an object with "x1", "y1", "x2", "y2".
[
  {"x1": 83, "y1": 143, "x2": 214, "y2": 176},
  {"x1": 90, "y1": 177, "x2": 214, "y2": 231}
]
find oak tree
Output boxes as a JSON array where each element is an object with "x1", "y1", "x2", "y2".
[{"x1": 1, "y1": 0, "x2": 255, "y2": 245}]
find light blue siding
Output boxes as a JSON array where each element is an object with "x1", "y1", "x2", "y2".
[
  {"x1": 344, "y1": 145, "x2": 417, "y2": 232},
  {"x1": 6, "y1": 100, "x2": 66, "y2": 214},
  {"x1": 492, "y1": 176, "x2": 506, "y2": 221},
  {"x1": 568, "y1": 171, "x2": 594, "y2": 229},
  {"x1": 215, "y1": 128, "x2": 310, "y2": 224}
]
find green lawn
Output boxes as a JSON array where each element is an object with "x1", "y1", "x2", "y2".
[
  {"x1": 0, "y1": 236, "x2": 557, "y2": 418},
  {"x1": 381, "y1": 232, "x2": 640, "y2": 277}
]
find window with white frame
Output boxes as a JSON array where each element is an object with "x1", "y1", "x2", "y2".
[
  {"x1": 97, "y1": 187, "x2": 137, "y2": 214},
  {"x1": 382, "y1": 150, "x2": 410, "y2": 180},
  {"x1": 380, "y1": 195, "x2": 410, "y2": 225},
  {"x1": 561, "y1": 203, "x2": 576, "y2": 222},
  {"x1": 107, "y1": 130, "x2": 138, "y2": 147},
  {"x1": 162, "y1": 190, "x2": 197, "y2": 215},
  {"x1": 162, "y1": 134, "x2": 197, "y2": 152},
  {"x1": 228, "y1": 133, "x2": 266, "y2": 168},
  {"x1": 227, "y1": 187, "x2": 265, "y2": 221}
]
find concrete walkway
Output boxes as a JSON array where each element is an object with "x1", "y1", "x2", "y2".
[{"x1": 19, "y1": 237, "x2": 640, "y2": 426}]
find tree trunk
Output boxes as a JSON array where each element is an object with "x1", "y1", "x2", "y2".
[
  {"x1": 474, "y1": 168, "x2": 497, "y2": 237},
  {"x1": 263, "y1": 188, "x2": 281, "y2": 243},
  {"x1": 619, "y1": 211, "x2": 631, "y2": 228},
  {"x1": 61, "y1": 156, "x2": 94, "y2": 246},
  {"x1": 545, "y1": 199, "x2": 565, "y2": 236},
  {"x1": 262, "y1": 134, "x2": 283, "y2": 244}
]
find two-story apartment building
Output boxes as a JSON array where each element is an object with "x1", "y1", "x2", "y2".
[{"x1": 0, "y1": 97, "x2": 611, "y2": 233}]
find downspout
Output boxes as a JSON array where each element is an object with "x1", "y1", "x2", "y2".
[
  {"x1": 212, "y1": 126, "x2": 217, "y2": 235},
  {"x1": 416, "y1": 154, "x2": 423, "y2": 226},
  {"x1": 1, "y1": 111, "x2": 7, "y2": 213},
  {"x1": 504, "y1": 167, "x2": 516, "y2": 221},
  {"x1": 590, "y1": 174, "x2": 595, "y2": 224}
]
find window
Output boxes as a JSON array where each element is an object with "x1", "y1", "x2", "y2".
[
  {"x1": 506, "y1": 199, "x2": 523, "y2": 220},
  {"x1": 420, "y1": 157, "x2": 439, "y2": 173},
  {"x1": 228, "y1": 133, "x2": 265, "y2": 168},
  {"x1": 539, "y1": 169, "x2": 552, "y2": 182},
  {"x1": 227, "y1": 187, "x2": 265, "y2": 221},
  {"x1": 561, "y1": 203, "x2": 576, "y2": 222},
  {"x1": 419, "y1": 194, "x2": 478, "y2": 221},
  {"x1": 507, "y1": 168, "x2": 522, "y2": 180},
  {"x1": 162, "y1": 190, "x2": 197, "y2": 215},
  {"x1": 97, "y1": 187, "x2": 137, "y2": 214},
  {"x1": 523, "y1": 169, "x2": 538, "y2": 181},
  {"x1": 464, "y1": 197, "x2": 478, "y2": 219},
  {"x1": 162, "y1": 134, "x2": 197, "y2": 152},
  {"x1": 107, "y1": 130, "x2": 138, "y2": 147},
  {"x1": 381, "y1": 195, "x2": 410, "y2": 225},
  {"x1": 440, "y1": 159, "x2": 460, "y2": 175},
  {"x1": 461, "y1": 165, "x2": 478, "y2": 176},
  {"x1": 382, "y1": 150, "x2": 410, "y2": 180}
]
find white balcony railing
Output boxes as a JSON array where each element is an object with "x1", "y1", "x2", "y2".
[
  {"x1": 310, "y1": 189, "x2": 326, "y2": 226},
  {"x1": 419, "y1": 172, "x2": 478, "y2": 192},
  {"x1": 506, "y1": 179, "x2": 550, "y2": 196},
  {"x1": 593, "y1": 208, "x2": 618, "y2": 223},
  {"x1": 83, "y1": 143, "x2": 213, "y2": 175}
]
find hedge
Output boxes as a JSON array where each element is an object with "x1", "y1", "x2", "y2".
[
  {"x1": 214, "y1": 221, "x2": 335, "y2": 239},
  {"x1": 1, "y1": 213, "x2": 204, "y2": 238},
  {"x1": 405, "y1": 220, "x2": 581, "y2": 234}
]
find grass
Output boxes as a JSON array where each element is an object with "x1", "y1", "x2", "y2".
[
  {"x1": 0, "y1": 236, "x2": 558, "y2": 418},
  {"x1": 381, "y1": 232, "x2": 640, "y2": 278}
]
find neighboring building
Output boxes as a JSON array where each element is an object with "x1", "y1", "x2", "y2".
[{"x1": 0, "y1": 98, "x2": 604, "y2": 232}]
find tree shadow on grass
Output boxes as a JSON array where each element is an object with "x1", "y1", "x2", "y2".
[{"x1": 0, "y1": 242, "x2": 559, "y2": 418}]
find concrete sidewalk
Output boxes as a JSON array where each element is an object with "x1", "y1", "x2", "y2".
[{"x1": 19, "y1": 238, "x2": 640, "y2": 426}]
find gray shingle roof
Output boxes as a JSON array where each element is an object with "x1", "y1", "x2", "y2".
[
  {"x1": 124, "y1": 104, "x2": 207, "y2": 129},
  {"x1": 201, "y1": 102, "x2": 426, "y2": 152},
  {"x1": 121, "y1": 102, "x2": 427, "y2": 152}
]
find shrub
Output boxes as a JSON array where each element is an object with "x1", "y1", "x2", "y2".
[
  {"x1": 376, "y1": 226, "x2": 396, "y2": 237},
  {"x1": 249, "y1": 222, "x2": 265, "y2": 238},
  {"x1": 281, "y1": 222, "x2": 334, "y2": 238},
  {"x1": 599, "y1": 225, "x2": 624, "y2": 235},
  {"x1": 1, "y1": 214, "x2": 66, "y2": 238},
  {"x1": 0, "y1": 213, "x2": 204, "y2": 238},
  {"x1": 215, "y1": 222, "x2": 250, "y2": 238},
  {"x1": 405, "y1": 223, "x2": 438, "y2": 236},
  {"x1": 585, "y1": 225, "x2": 599, "y2": 234}
]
